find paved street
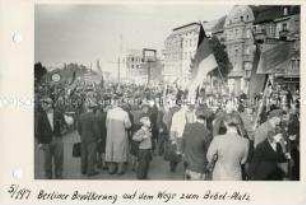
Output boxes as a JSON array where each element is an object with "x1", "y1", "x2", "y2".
[
  {"x1": 35, "y1": 130, "x2": 185, "y2": 180},
  {"x1": 35, "y1": 111, "x2": 255, "y2": 180}
]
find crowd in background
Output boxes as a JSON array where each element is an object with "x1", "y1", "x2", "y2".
[{"x1": 35, "y1": 78, "x2": 300, "y2": 180}]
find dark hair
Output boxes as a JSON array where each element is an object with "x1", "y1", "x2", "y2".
[{"x1": 223, "y1": 113, "x2": 245, "y2": 137}]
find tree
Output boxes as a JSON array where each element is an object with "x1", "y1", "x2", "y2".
[{"x1": 34, "y1": 62, "x2": 47, "y2": 84}]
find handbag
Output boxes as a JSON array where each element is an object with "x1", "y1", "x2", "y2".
[
  {"x1": 165, "y1": 142, "x2": 182, "y2": 163},
  {"x1": 72, "y1": 131, "x2": 82, "y2": 157},
  {"x1": 73, "y1": 142, "x2": 81, "y2": 157}
]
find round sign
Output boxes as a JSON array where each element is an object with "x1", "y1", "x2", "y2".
[{"x1": 52, "y1": 74, "x2": 61, "y2": 82}]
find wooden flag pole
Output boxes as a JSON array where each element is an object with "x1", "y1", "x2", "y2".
[{"x1": 253, "y1": 76, "x2": 271, "y2": 130}]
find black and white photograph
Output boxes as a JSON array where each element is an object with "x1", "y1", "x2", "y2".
[{"x1": 34, "y1": 4, "x2": 300, "y2": 181}]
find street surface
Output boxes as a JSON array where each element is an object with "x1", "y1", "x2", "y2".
[{"x1": 35, "y1": 112, "x2": 254, "y2": 180}]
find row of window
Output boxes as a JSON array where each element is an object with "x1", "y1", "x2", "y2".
[
  {"x1": 227, "y1": 7, "x2": 290, "y2": 26},
  {"x1": 254, "y1": 22, "x2": 291, "y2": 37},
  {"x1": 228, "y1": 14, "x2": 250, "y2": 25},
  {"x1": 164, "y1": 50, "x2": 196, "y2": 60},
  {"x1": 123, "y1": 57, "x2": 144, "y2": 63},
  {"x1": 166, "y1": 37, "x2": 198, "y2": 48},
  {"x1": 226, "y1": 27, "x2": 252, "y2": 40},
  {"x1": 128, "y1": 64, "x2": 142, "y2": 69}
]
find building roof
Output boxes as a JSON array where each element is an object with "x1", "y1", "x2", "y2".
[
  {"x1": 252, "y1": 5, "x2": 300, "y2": 24},
  {"x1": 173, "y1": 22, "x2": 200, "y2": 31},
  {"x1": 256, "y1": 41, "x2": 299, "y2": 77}
]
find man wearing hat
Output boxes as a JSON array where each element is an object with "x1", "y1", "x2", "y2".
[
  {"x1": 253, "y1": 109, "x2": 283, "y2": 148},
  {"x1": 77, "y1": 99, "x2": 99, "y2": 177},
  {"x1": 36, "y1": 97, "x2": 67, "y2": 179},
  {"x1": 248, "y1": 126, "x2": 289, "y2": 180}
]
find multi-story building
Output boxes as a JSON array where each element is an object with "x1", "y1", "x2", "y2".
[
  {"x1": 222, "y1": 6, "x2": 258, "y2": 95},
  {"x1": 121, "y1": 49, "x2": 162, "y2": 85},
  {"x1": 121, "y1": 49, "x2": 145, "y2": 83},
  {"x1": 210, "y1": 5, "x2": 299, "y2": 95},
  {"x1": 253, "y1": 5, "x2": 300, "y2": 95},
  {"x1": 163, "y1": 22, "x2": 201, "y2": 83},
  {"x1": 253, "y1": 5, "x2": 300, "y2": 48}
]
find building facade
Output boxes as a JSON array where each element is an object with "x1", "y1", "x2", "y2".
[
  {"x1": 121, "y1": 49, "x2": 145, "y2": 83},
  {"x1": 210, "y1": 5, "x2": 300, "y2": 96},
  {"x1": 163, "y1": 22, "x2": 200, "y2": 83},
  {"x1": 253, "y1": 5, "x2": 300, "y2": 47},
  {"x1": 121, "y1": 49, "x2": 162, "y2": 85},
  {"x1": 253, "y1": 5, "x2": 300, "y2": 95},
  {"x1": 223, "y1": 6, "x2": 257, "y2": 95}
]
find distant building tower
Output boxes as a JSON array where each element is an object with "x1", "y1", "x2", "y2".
[{"x1": 223, "y1": 5, "x2": 256, "y2": 95}]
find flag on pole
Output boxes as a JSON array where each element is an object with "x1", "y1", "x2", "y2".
[
  {"x1": 96, "y1": 59, "x2": 104, "y2": 88},
  {"x1": 69, "y1": 71, "x2": 76, "y2": 85},
  {"x1": 188, "y1": 23, "x2": 218, "y2": 100}
]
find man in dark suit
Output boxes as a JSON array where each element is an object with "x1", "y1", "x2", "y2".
[
  {"x1": 77, "y1": 100, "x2": 99, "y2": 177},
  {"x1": 36, "y1": 97, "x2": 67, "y2": 179},
  {"x1": 181, "y1": 107, "x2": 213, "y2": 180},
  {"x1": 95, "y1": 105, "x2": 108, "y2": 170},
  {"x1": 248, "y1": 130, "x2": 289, "y2": 180}
]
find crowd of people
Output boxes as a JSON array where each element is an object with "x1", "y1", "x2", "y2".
[{"x1": 35, "y1": 77, "x2": 300, "y2": 181}]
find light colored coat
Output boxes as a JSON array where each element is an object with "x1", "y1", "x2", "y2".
[
  {"x1": 207, "y1": 133, "x2": 249, "y2": 181},
  {"x1": 105, "y1": 107, "x2": 132, "y2": 162}
]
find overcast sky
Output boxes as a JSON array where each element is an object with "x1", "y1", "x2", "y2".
[{"x1": 35, "y1": 4, "x2": 232, "y2": 71}]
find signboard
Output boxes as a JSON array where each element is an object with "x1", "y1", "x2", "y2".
[
  {"x1": 143, "y1": 48, "x2": 157, "y2": 62},
  {"x1": 51, "y1": 73, "x2": 61, "y2": 82}
]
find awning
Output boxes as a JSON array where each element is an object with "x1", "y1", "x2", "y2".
[{"x1": 257, "y1": 42, "x2": 300, "y2": 77}]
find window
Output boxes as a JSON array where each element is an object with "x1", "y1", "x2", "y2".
[
  {"x1": 269, "y1": 24, "x2": 275, "y2": 36},
  {"x1": 282, "y1": 23, "x2": 288, "y2": 31},
  {"x1": 246, "y1": 29, "x2": 252, "y2": 38},
  {"x1": 245, "y1": 46, "x2": 250, "y2": 55},
  {"x1": 244, "y1": 62, "x2": 252, "y2": 70},
  {"x1": 245, "y1": 70, "x2": 252, "y2": 79},
  {"x1": 240, "y1": 16, "x2": 244, "y2": 22},
  {"x1": 284, "y1": 7, "x2": 288, "y2": 15}
]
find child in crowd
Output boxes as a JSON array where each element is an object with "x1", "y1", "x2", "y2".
[{"x1": 132, "y1": 116, "x2": 152, "y2": 179}]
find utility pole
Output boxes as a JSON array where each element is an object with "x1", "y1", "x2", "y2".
[
  {"x1": 117, "y1": 57, "x2": 121, "y2": 83},
  {"x1": 180, "y1": 37, "x2": 183, "y2": 81},
  {"x1": 147, "y1": 60, "x2": 151, "y2": 85},
  {"x1": 118, "y1": 34, "x2": 123, "y2": 83}
]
